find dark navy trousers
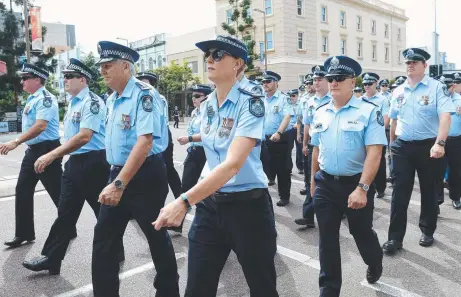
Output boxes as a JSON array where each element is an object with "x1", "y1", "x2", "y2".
[
  {"x1": 181, "y1": 146, "x2": 206, "y2": 193},
  {"x1": 163, "y1": 127, "x2": 182, "y2": 198},
  {"x1": 301, "y1": 145, "x2": 314, "y2": 223}
]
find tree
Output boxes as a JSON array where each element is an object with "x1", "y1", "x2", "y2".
[
  {"x1": 221, "y1": 0, "x2": 259, "y2": 71},
  {"x1": 82, "y1": 51, "x2": 107, "y2": 96}
]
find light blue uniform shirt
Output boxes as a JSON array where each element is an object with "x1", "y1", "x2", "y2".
[
  {"x1": 311, "y1": 96, "x2": 387, "y2": 176},
  {"x1": 240, "y1": 76, "x2": 264, "y2": 95},
  {"x1": 22, "y1": 87, "x2": 60, "y2": 146},
  {"x1": 152, "y1": 89, "x2": 169, "y2": 154},
  {"x1": 287, "y1": 99, "x2": 301, "y2": 130},
  {"x1": 187, "y1": 108, "x2": 202, "y2": 147},
  {"x1": 362, "y1": 92, "x2": 390, "y2": 116},
  {"x1": 105, "y1": 77, "x2": 160, "y2": 166},
  {"x1": 263, "y1": 90, "x2": 290, "y2": 136},
  {"x1": 63, "y1": 87, "x2": 106, "y2": 155},
  {"x1": 199, "y1": 81, "x2": 267, "y2": 192},
  {"x1": 302, "y1": 93, "x2": 332, "y2": 127},
  {"x1": 449, "y1": 92, "x2": 461, "y2": 137},
  {"x1": 389, "y1": 75, "x2": 455, "y2": 141}
]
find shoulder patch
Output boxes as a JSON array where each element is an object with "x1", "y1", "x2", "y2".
[
  {"x1": 316, "y1": 102, "x2": 329, "y2": 111},
  {"x1": 249, "y1": 98, "x2": 265, "y2": 118},
  {"x1": 362, "y1": 98, "x2": 378, "y2": 107},
  {"x1": 442, "y1": 84, "x2": 450, "y2": 96},
  {"x1": 376, "y1": 110, "x2": 384, "y2": 126},
  {"x1": 43, "y1": 96, "x2": 52, "y2": 108},
  {"x1": 90, "y1": 101, "x2": 100, "y2": 115},
  {"x1": 141, "y1": 95, "x2": 153, "y2": 112},
  {"x1": 135, "y1": 81, "x2": 152, "y2": 91},
  {"x1": 238, "y1": 87, "x2": 264, "y2": 98}
]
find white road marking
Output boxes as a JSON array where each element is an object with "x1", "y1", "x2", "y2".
[
  {"x1": 0, "y1": 191, "x2": 47, "y2": 202},
  {"x1": 360, "y1": 280, "x2": 425, "y2": 297},
  {"x1": 1, "y1": 174, "x2": 19, "y2": 180}
]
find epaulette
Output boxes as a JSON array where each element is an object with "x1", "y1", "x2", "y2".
[
  {"x1": 316, "y1": 102, "x2": 329, "y2": 111},
  {"x1": 238, "y1": 87, "x2": 264, "y2": 98},
  {"x1": 200, "y1": 95, "x2": 208, "y2": 103},
  {"x1": 89, "y1": 91, "x2": 98, "y2": 101},
  {"x1": 135, "y1": 81, "x2": 152, "y2": 91},
  {"x1": 42, "y1": 90, "x2": 51, "y2": 99},
  {"x1": 362, "y1": 98, "x2": 378, "y2": 107}
]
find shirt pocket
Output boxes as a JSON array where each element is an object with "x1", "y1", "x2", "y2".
[
  {"x1": 116, "y1": 105, "x2": 136, "y2": 147},
  {"x1": 341, "y1": 122, "x2": 365, "y2": 150},
  {"x1": 418, "y1": 95, "x2": 435, "y2": 116}
]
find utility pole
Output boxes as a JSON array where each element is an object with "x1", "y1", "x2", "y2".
[
  {"x1": 253, "y1": 8, "x2": 267, "y2": 71},
  {"x1": 23, "y1": 0, "x2": 30, "y2": 62}
]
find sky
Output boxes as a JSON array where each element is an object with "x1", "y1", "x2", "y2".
[{"x1": 10, "y1": 0, "x2": 461, "y2": 68}]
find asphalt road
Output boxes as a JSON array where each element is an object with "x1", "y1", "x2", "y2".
[{"x1": 0, "y1": 123, "x2": 460, "y2": 297}]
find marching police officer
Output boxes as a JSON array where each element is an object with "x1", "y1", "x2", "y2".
[
  {"x1": 92, "y1": 41, "x2": 179, "y2": 297},
  {"x1": 136, "y1": 72, "x2": 182, "y2": 198},
  {"x1": 304, "y1": 74, "x2": 315, "y2": 97},
  {"x1": 153, "y1": 35, "x2": 279, "y2": 297},
  {"x1": 310, "y1": 56, "x2": 385, "y2": 296},
  {"x1": 286, "y1": 88, "x2": 303, "y2": 174},
  {"x1": 1, "y1": 64, "x2": 63, "y2": 248},
  {"x1": 361, "y1": 72, "x2": 390, "y2": 198},
  {"x1": 260, "y1": 70, "x2": 292, "y2": 206},
  {"x1": 22, "y1": 58, "x2": 125, "y2": 274},
  {"x1": 353, "y1": 86, "x2": 363, "y2": 97},
  {"x1": 380, "y1": 79, "x2": 391, "y2": 100},
  {"x1": 383, "y1": 48, "x2": 455, "y2": 255},
  {"x1": 295, "y1": 65, "x2": 331, "y2": 227}
]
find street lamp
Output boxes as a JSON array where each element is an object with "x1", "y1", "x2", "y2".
[
  {"x1": 116, "y1": 37, "x2": 129, "y2": 47},
  {"x1": 253, "y1": 8, "x2": 268, "y2": 71}
]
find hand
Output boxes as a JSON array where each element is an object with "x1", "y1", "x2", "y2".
[
  {"x1": 98, "y1": 183, "x2": 123, "y2": 206},
  {"x1": 0, "y1": 141, "x2": 18, "y2": 155},
  {"x1": 347, "y1": 188, "x2": 367, "y2": 209},
  {"x1": 177, "y1": 136, "x2": 189, "y2": 145},
  {"x1": 302, "y1": 145, "x2": 308, "y2": 157},
  {"x1": 152, "y1": 198, "x2": 188, "y2": 231},
  {"x1": 34, "y1": 152, "x2": 56, "y2": 174},
  {"x1": 430, "y1": 143, "x2": 445, "y2": 159},
  {"x1": 310, "y1": 181, "x2": 316, "y2": 199},
  {"x1": 270, "y1": 132, "x2": 280, "y2": 142}
]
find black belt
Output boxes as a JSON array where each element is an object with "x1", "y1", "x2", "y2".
[
  {"x1": 447, "y1": 135, "x2": 461, "y2": 141},
  {"x1": 320, "y1": 170, "x2": 361, "y2": 182},
  {"x1": 28, "y1": 139, "x2": 60, "y2": 150},
  {"x1": 397, "y1": 138, "x2": 435, "y2": 145},
  {"x1": 70, "y1": 149, "x2": 105, "y2": 160},
  {"x1": 110, "y1": 154, "x2": 158, "y2": 171},
  {"x1": 211, "y1": 188, "x2": 265, "y2": 204},
  {"x1": 188, "y1": 145, "x2": 204, "y2": 152}
]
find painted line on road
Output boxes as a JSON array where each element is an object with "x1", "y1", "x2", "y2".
[
  {"x1": 360, "y1": 280, "x2": 424, "y2": 297},
  {"x1": 0, "y1": 190, "x2": 47, "y2": 202}
]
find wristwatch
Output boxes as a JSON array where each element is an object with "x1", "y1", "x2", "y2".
[
  {"x1": 14, "y1": 138, "x2": 20, "y2": 146},
  {"x1": 437, "y1": 140, "x2": 446, "y2": 147},
  {"x1": 188, "y1": 136, "x2": 193, "y2": 143},
  {"x1": 277, "y1": 131, "x2": 283, "y2": 136},
  {"x1": 358, "y1": 183, "x2": 370, "y2": 192},
  {"x1": 114, "y1": 179, "x2": 126, "y2": 190},
  {"x1": 180, "y1": 193, "x2": 192, "y2": 211}
]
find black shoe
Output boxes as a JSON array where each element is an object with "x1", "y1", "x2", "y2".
[
  {"x1": 376, "y1": 192, "x2": 385, "y2": 199},
  {"x1": 268, "y1": 180, "x2": 275, "y2": 186},
  {"x1": 300, "y1": 188, "x2": 307, "y2": 195},
  {"x1": 23, "y1": 256, "x2": 61, "y2": 275},
  {"x1": 366, "y1": 264, "x2": 383, "y2": 284},
  {"x1": 294, "y1": 218, "x2": 315, "y2": 228},
  {"x1": 419, "y1": 234, "x2": 434, "y2": 247},
  {"x1": 276, "y1": 199, "x2": 289, "y2": 207},
  {"x1": 298, "y1": 169, "x2": 304, "y2": 175},
  {"x1": 382, "y1": 240, "x2": 403, "y2": 255},
  {"x1": 452, "y1": 200, "x2": 461, "y2": 210},
  {"x1": 4, "y1": 237, "x2": 35, "y2": 248}
]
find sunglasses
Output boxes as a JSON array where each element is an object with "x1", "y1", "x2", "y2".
[
  {"x1": 21, "y1": 76, "x2": 36, "y2": 81},
  {"x1": 363, "y1": 82, "x2": 374, "y2": 87},
  {"x1": 326, "y1": 75, "x2": 353, "y2": 83},
  {"x1": 192, "y1": 94, "x2": 204, "y2": 99},
  {"x1": 381, "y1": 84, "x2": 388, "y2": 87},
  {"x1": 64, "y1": 74, "x2": 82, "y2": 80},
  {"x1": 204, "y1": 49, "x2": 232, "y2": 62},
  {"x1": 262, "y1": 80, "x2": 274, "y2": 84},
  {"x1": 290, "y1": 94, "x2": 297, "y2": 97}
]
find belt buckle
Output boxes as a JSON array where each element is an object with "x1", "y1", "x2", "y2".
[{"x1": 333, "y1": 175, "x2": 340, "y2": 180}]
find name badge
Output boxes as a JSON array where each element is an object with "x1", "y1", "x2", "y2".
[
  {"x1": 273, "y1": 106, "x2": 279, "y2": 113},
  {"x1": 72, "y1": 112, "x2": 81, "y2": 123},
  {"x1": 218, "y1": 118, "x2": 234, "y2": 139},
  {"x1": 121, "y1": 114, "x2": 131, "y2": 130},
  {"x1": 420, "y1": 96, "x2": 429, "y2": 106}
]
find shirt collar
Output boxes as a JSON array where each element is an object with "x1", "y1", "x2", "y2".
[
  {"x1": 403, "y1": 75, "x2": 429, "y2": 90},
  {"x1": 209, "y1": 80, "x2": 241, "y2": 108},
  {"x1": 31, "y1": 86, "x2": 46, "y2": 99},
  {"x1": 74, "y1": 87, "x2": 90, "y2": 101},
  {"x1": 266, "y1": 89, "x2": 281, "y2": 100},
  {"x1": 326, "y1": 95, "x2": 360, "y2": 111},
  {"x1": 314, "y1": 92, "x2": 331, "y2": 102},
  {"x1": 240, "y1": 75, "x2": 249, "y2": 86},
  {"x1": 116, "y1": 76, "x2": 137, "y2": 100}
]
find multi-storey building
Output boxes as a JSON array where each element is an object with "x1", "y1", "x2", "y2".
[
  {"x1": 42, "y1": 22, "x2": 76, "y2": 53},
  {"x1": 129, "y1": 33, "x2": 167, "y2": 73},
  {"x1": 216, "y1": 0, "x2": 408, "y2": 89}
]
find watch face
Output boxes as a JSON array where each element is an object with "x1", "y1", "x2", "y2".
[
  {"x1": 363, "y1": 184, "x2": 369, "y2": 191},
  {"x1": 114, "y1": 180, "x2": 122, "y2": 188}
]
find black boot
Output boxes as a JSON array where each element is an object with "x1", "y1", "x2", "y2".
[{"x1": 23, "y1": 256, "x2": 61, "y2": 275}]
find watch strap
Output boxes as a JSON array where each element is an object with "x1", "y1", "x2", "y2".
[
  {"x1": 188, "y1": 135, "x2": 193, "y2": 143},
  {"x1": 180, "y1": 193, "x2": 192, "y2": 211}
]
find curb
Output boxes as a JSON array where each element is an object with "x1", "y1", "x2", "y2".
[{"x1": 0, "y1": 179, "x2": 45, "y2": 199}]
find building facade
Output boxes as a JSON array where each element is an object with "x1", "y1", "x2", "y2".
[
  {"x1": 215, "y1": 0, "x2": 408, "y2": 90},
  {"x1": 43, "y1": 22, "x2": 76, "y2": 53},
  {"x1": 53, "y1": 47, "x2": 85, "y2": 101},
  {"x1": 129, "y1": 33, "x2": 167, "y2": 72}
]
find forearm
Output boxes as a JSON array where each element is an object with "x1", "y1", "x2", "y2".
[
  {"x1": 436, "y1": 113, "x2": 451, "y2": 142},
  {"x1": 359, "y1": 145, "x2": 383, "y2": 186},
  {"x1": 303, "y1": 125, "x2": 310, "y2": 146},
  {"x1": 16, "y1": 122, "x2": 47, "y2": 144},
  {"x1": 311, "y1": 146, "x2": 320, "y2": 184},
  {"x1": 190, "y1": 133, "x2": 202, "y2": 143},
  {"x1": 48, "y1": 130, "x2": 92, "y2": 159},
  {"x1": 116, "y1": 136, "x2": 153, "y2": 185},
  {"x1": 390, "y1": 119, "x2": 397, "y2": 143},
  {"x1": 277, "y1": 115, "x2": 291, "y2": 133},
  {"x1": 384, "y1": 115, "x2": 390, "y2": 129}
]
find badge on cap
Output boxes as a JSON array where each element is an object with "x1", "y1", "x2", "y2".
[
  {"x1": 141, "y1": 95, "x2": 153, "y2": 112},
  {"x1": 455, "y1": 73, "x2": 460, "y2": 79},
  {"x1": 364, "y1": 74, "x2": 370, "y2": 80},
  {"x1": 315, "y1": 66, "x2": 320, "y2": 72},
  {"x1": 90, "y1": 101, "x2": 100, "y2": 115},
  {"x1": 405, "y1": 49, "x2": 414, "y2": 58},
  {"x1": 330, "y1": 56, "x2": 340, "y2": 68}
]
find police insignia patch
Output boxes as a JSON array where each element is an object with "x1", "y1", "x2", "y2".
[
  {"x1": 90, "y1": 101, "x2": 100, "y2": 115},
  {"x1": 43, "y1": 97, "x2": 52, "y2": 108},
  {"x1": 251, "y1": 85, "x2": 264, "y2": 95},
  {"x1": 377, "y1": 110, "x2": 384, "y2": 126},
  {"x1": 141, "y1": 95, "x2": 153, "y2": 112},
  {"x1": 442, "y1": 85, "x2": 450, "y2": 96},
  {"x1": 249, "y1": 98, "x2": 265, "y2": 118}
]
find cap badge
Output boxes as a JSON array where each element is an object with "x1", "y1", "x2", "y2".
[
  {"x1": 330, "y1": 56, "x2": 340, "y2": 68},
  {"x1": 406, "y1": 49, "x2": 414, "y2": 58}
]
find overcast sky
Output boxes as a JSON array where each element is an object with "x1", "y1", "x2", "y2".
[{"x1": 14, "y1": 0, "x2": 461, "y2": 68}]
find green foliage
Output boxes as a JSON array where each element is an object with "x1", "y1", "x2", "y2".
[
  {"x1": 45, "y1": 75, "x2": 59, "y2": 96},
  {"x1": 82, "y1": 52, "x2": 107, "y2": 96},
  {"x1": 355, "y1": 76, "x2": 363, "y2": 87}
]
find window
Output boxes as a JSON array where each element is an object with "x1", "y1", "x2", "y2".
[
  {"x1": 266, "y1": 31, "x2": 273, "y2": 50},
  {"x1": 322, "y1": 36, "x2": 328, "y2": 53},
  {"x1": 357, "y1": 42, "x2": 363, "y2": 58},
  {"x1": 157, "y1": 55, "x2": 163, "y2": 67},
  {"x1": 385, "y1": 46, "x2": 389, "y2": 62},
  {"x1": 265, "y1": 0, "x2": 272, "y2": 15},
  {"x1": 372, "y1": 44, "x2": 377, "y2": 60},
  {"x1": 226, "y1": 9, "x2": 233, "y2": 25},
  {"x1": 384, "y1": 24, "x2": 389, "y2": 38},
  {"x1": 340, "y1": 11, "x2": 346, "y2": 27},
  {"x1": 321, "y1": 6, "x2": 328, "y2": 22},
  {"x1": 297, "y1": 32, "x2": 304, "y2": 50},
  {"x1": 357, "y1": 16, "x2": 362, "y2": 31},
  {"x1": 371, "y1": 20, "x2": 376, "y2": 34},
  {"x1": 140, "y1": 59, "x2": 145, "y2": 72},
  {"x1": 187, "y1": 61, "x2": 198, "y2": 74},
  {"x1": 340, "y1": 39, "x2": 347, "y2": 55},
  {"x1": 298, "y1": 74, "x2": 305, "y2": 86},
  {"x1": 297, "y1": 0, "x2": 303, "y2": 16},
  {"x1": 397, "y1": 28, "x2": 402, "y2": 40},
  {"x1": 149, "y1": 57, "x2": 154, "y2": 70}
]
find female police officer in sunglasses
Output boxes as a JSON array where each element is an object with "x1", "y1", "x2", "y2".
[{"x1": 153, "y1": 35, "x2": 278, "y2": 297}]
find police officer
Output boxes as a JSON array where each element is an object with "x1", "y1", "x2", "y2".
[
  {"x1": 310, "y1": 56, "x2": 386, "y2": 296},
  {"x1": 304, "y1": 74, "x2": 316, "y2": 97},
  {"x1": 260, "y1": 70, "x2": 292, "y2": 206},
  {"x1": 153, "y1": 35, "x2": 278, "y2": 297},
  {"x1": 295, "y1": 65, "x2": 331, "y2": 227},
  {"x1": 353, "y1": 86, "x2": 363, "y2": 97},
  {"x1": 22, "y1": 58, "x2": 125, "y2": 274},
  {"x1": 1, "y1": 64, "x2": 63, "y2": 248},
  {"x1": 383, "y1": 48, "x2": 455, "y2": 255},
  {"x1": 136, "y1": 72, "x2": 183, "y2": 198},
  {"x1": 92, "y1": 41, "x2": 179, "y2": 297},
  {"x1": 380, "y1": 79, "x2": 391, "y2": 100},
  {"x1": 361, "y1": 72, "x2": 390, "y2": 198},
  {"x1": 173, "y1": 106, "x2": 180, "y2": 128},
  {"x1": 286, "y1": 89, "x2": 303, "y2": 174}
]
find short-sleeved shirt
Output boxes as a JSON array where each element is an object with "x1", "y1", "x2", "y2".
[
  {"x1": 187, "y1": 108, "x2": 202, "y2": 147},
  {"x1": 449, "y1": 92, "x2": 461, "y2": 137},
  {"x1": 389, "y1": 75, "x2": 455, "y2": 141},
  {"x1": 263, "y1": 90, "x2": 290, "y2": 136},
  {"x1": 22, "y1": 87, "x2": 60, "y2": 146},
  {"x1": 152, "y1": 89, "x2": 169, "y2": 154},
  {"x1": 361, "y1": 92, "x2": 390, "y2": 117},
  {"x1": 286, "y1": 99, "x2": 301, "y2": 130},
  {"x1": 105, "y1": 77, "x2": 158, "y2": 166},
  {"x1": 199, "y1": 81, "x2": 267, "y2": 192},
  {"x1": 63, "y1": 87, "x2": 106, "y2": 155},
  {"x1": 311, "y1": 95, "x2": 387, "y2": 176}
]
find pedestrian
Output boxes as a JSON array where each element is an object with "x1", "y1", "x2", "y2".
[
  {"x1": 92, "y1": 41, "x2": 179, "y2": 297},
  {"x1": 22, "y1": 58, "x2": 124, "y2": 274},
  {"x1": 295, "y1": 65, "x2": 331, "y2": 228},
  {"x1": 382, "y1": 48, "x2": 455, "y2": 255},
  {"x1": 136, "y1": 72, "x2": 182, "y2": 198},
  {"x1": 310, "y1": 55, "x2": 386, "y2": 296},
  {"x1": 286, "y1": 89, "x2": 303, "y2": 174},
  {"x1": 153, "y1": 35, "x2": 279, "y2": 297},
  {"x1": 260, "y1": 70, "x2": 292, "y2": 206},
  {"x1": 173, "y1": 106, "x2": 180, "y2": 128},
  {"x1": 1, "y1": 63, "x2": 64, "y2": 248},
  {"x1": 361, "y1": 72, "x2": 390, "y2": 198}
]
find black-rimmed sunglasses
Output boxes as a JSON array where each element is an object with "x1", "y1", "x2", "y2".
[
  {"x1": 262, "y1": 80, "x2": 274, "y2": 84},
  {"x1": 64, "y1": 74, "x2": 82, "y2": 80},
  {"x1": 192, "y1": 94, "x2": 204, "y2": 99},
  {"x1": 290, "y1": 94, "x2": 297, "y2": 97},
  {"x1": 326, "y1": 75, "x2": 353, "y2": 83},
  {"x1": 21, "y1": 76, "x2": 36, "y2": 81},
  {"x1": 363, "y1": 82, "x2": 374, "y2": 87},
  {"x1": 204, "y1": 49, "x2": 232, "y2": 62},
  {"x1": 381, "y1": 84, "x2": 388, "y2": 87}
]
